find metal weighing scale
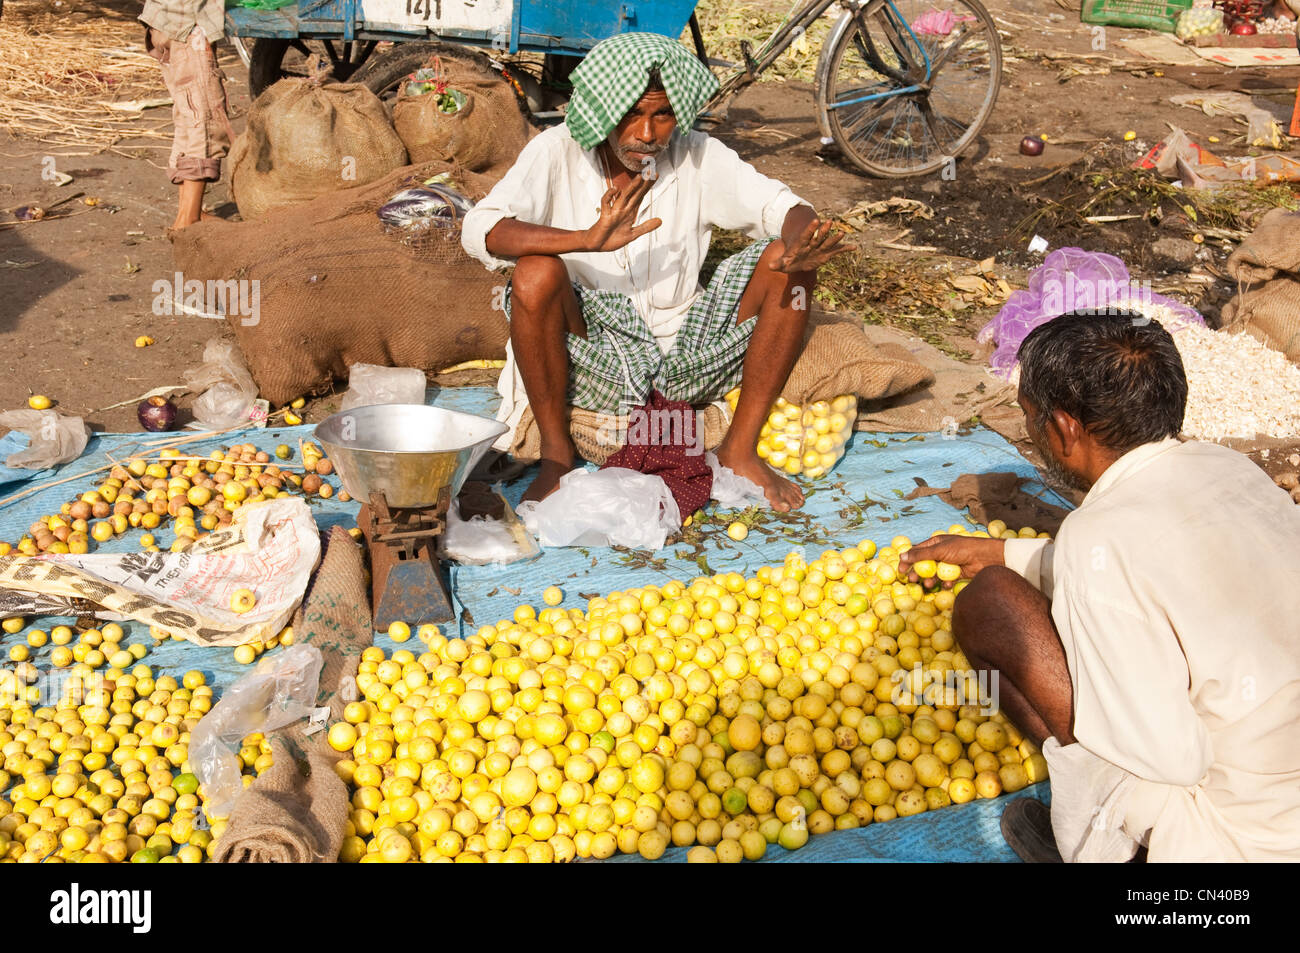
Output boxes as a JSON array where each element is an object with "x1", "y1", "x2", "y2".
[{"x1": 316, "y1": 404, "x2": 507, "y2": 629}]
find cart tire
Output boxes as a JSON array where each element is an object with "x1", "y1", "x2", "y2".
[
  {"x1": 348, "y1": 41, "x2": 531, "y2": 119},
  {"x1": 247, "y1": 37, "x2": 380, "y2": 99}
]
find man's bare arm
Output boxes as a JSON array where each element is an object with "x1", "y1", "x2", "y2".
[
  {"x1": 484, "y1": 218, "x2": 595, "y2": 258},
  {"x1": 485, "y1": 175, "x2": 661, "y2": 259}
]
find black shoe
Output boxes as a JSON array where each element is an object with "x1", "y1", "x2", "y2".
[{"x1": 1000, "y1": 798, "x2": 1063, "y2": 863}]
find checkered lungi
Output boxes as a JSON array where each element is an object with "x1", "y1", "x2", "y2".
[{"x1": 504, "y1": 239, "x2": 773, "y2": 417}]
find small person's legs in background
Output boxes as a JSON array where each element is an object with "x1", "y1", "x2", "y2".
[{"x1": 145, "y1": 26, "x2": 233, "y2": 230}]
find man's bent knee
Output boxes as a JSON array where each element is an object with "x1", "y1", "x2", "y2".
[
  {"x1": 510, "y1": 255, "x2": 570, "y2": 315},
  {"x1": 953, "y1": 566, "x2": 1047, "y2": 639}
]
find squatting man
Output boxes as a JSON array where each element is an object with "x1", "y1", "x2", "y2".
[
  {"x1": 463, "y1": 32, "x2": 851, "y2": 510},
  {"x1": 901, "y1": 311, "x2": 1300, "y2": 862}
]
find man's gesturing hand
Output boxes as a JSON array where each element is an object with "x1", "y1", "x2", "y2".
[
  {"x1": 899, "y1": 534, "x2": 1006, "y2": 586},
  {"x1": 583, "y1": 174, "x2": 662, "y2": 253},
  {"x1": 771, "y1": 216, "x2": 852, "y2": 274}
]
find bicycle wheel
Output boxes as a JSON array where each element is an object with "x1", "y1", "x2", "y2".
[{"x1": 814, "y1": 0, "x2": 1002, "y2": 178}]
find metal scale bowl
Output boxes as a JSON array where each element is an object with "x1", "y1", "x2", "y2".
[{"x1": 316, "y1": 404, "x2": 506, "y2": 629}]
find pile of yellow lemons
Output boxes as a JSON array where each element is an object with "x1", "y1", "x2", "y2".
[
  {"x1": 328, "y1": 526, "x2": 1050, "y2": 863},
  {"x1": 1, "y1": 444, "x2": 337, "y2": 559},
  {"x1": 0, "y1": 663, "x2": 230, "y2": 863}
]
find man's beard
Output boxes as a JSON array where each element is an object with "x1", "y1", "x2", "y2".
[
  {"x1": 1029, "y1": 421, "x2": 1091, "y2": 493},
  {"x1": 613, "y1": 142, "x2": 665, "y2": 173}
]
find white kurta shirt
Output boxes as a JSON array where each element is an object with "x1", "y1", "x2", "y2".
[
  {"x1": 1003, "y1": 437, "x2": 1300, "y2": 861},
  {"x1": 461, "y1": 124, "x2": 809, "y2": 449}
]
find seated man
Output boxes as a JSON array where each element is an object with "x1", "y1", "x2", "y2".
[
  {"x1": 901, "y1": 311, "x2": 1300, "y2": 862},
  {"x1": 461, "y1": 32, "x2": 847, "y2": 510}
]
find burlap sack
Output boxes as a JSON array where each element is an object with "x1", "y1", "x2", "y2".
[
  {"x1": 392, "y1": 56, "x2": 534, "y2": 176},
  {"x1": 509, "y1": 311, "x2": 933, "y2": 463},
  {"x1": 230, "y1": 76, "x2": 408, "y2": 221},
  {"x1": 781, "y1": 310, "x2": 934, "y2": 406},
  {"x1": 905, "y1": 472, "x2": 1071, "y2": 535},
  {"x1": 214, "y1": 527, "x2": 371, "y2": 863},
  {"x1": 1220, "y1": 207, "x2": 1300, "y2": 361},
  {"x1": 172, "y1": 161, "x2": 511, "y2": 407}
]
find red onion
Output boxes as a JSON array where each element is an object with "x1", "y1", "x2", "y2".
[
  {"x1": 138, "y1": 395, "x2": 178, "y2": 432},
  {"x1": 1020, "y1": 136, "x2": 1045, "y2": 157}
]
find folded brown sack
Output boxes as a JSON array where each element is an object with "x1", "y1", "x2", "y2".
[
  {"x1": 230, "y1": 76, "x2": 408, "y2": 221},
  {"x1": 392, "y1": 55, "x2": 535, "y2": 176},
  {"x1": 905, "y1": 472, "x2": 1071, "y2": 536},
  {"x1": 214, "y1": 527, "x2": 372, "y2": 863},
  {"x1": 172, "y1": 161, "x2": 510, "y2": 408},
  {"x1": 510, "y1": 311, "x2": 932, "y2": 463},
  {"x1": 1220, "y1": 207, "x2": 1300, "y2": 361}
]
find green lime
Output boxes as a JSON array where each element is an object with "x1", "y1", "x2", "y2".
[
  {"x1": 590, "y1": 731, "x2": 616, "y2": 754},
  {"x1": 172, "y1": 772, "x2": 199, "y2": 795},
  {"x1": 721, "y1": 787, "x2": 749, "y2": 816},
  {"x1": 131, "y1": 847, "x2": 160, "y2": 863}
]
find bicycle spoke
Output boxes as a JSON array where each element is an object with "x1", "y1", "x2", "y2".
[
  {"x1": 926, "y1": 21, "x2": 982, "y2": 80},
  {"x1": 818, "y1": 0, "x2": 1001, "y2": 175}
]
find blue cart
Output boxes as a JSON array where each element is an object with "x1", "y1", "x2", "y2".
[
  {"x1": 227, "y1": 0, "x2": 705, "y2": 111},
  {"x1": 226, "y1": 0, "x2": 1004, "y2": 178}
]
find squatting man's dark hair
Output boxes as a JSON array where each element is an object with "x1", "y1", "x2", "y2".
[{"x1": 1016, "y1": 310, "x2": 1188, "y2": 454}]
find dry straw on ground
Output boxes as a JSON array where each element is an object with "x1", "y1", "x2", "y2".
[{"x1": 0, "y1": 11, "x2": 171, "y2": 151}]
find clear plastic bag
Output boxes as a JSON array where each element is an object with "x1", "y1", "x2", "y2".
[
  {"x1": 706, "y1": 452, "x2": 766, "y2": 508},
  {"x1": 188, "y1": 644, "x2": 323, "y2": 819},
  {"x1": 440, "y1": 497, "x2": 540, "y2": 566},
  {"x1": 339, "y1": 363, "x2": 428, "y2": 412},
  {"x1": 517, "y1": 468, "x2": 680, "y2": 551},
  {"x1": 0, "y1": 409, "x2": 90, "y2": 468},
  {"x1": 184, "y1": 338, "x2": 259, "y2": 429}
]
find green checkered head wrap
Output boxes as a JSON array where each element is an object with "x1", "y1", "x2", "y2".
[{"x1": 566, "y1": 32, "x2": 718, "y2": 151}]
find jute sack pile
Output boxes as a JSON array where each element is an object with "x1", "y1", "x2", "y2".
[
  {"x1": 172, "y1": 160, "x2": 510, "y2": 408},
  {"x1": 392, "y1": 55, "x2": 535, "y2": 176},
  {"x1": 230, "y1": 75, "x2": 408, "y2": 221},
  {"x1": 214, "y1": 527, "x2": 371, "y2": 863},
  {"x1": 511, "y1": 309, "x2": 933, "y2": 464},
  {"x1": 1220, "y1": 207, "x2": 1300, "y2": 362}
]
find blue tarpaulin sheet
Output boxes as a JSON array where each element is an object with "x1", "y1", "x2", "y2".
[{"x1": 0, "y1": 386, "x2": 1064, "y2": 862}]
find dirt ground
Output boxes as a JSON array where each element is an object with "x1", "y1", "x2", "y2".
[{"x1": 1, "y1": 0, "x2": 1298, "y2": 480}]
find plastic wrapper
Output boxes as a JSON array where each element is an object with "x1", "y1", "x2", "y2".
[
  {"x1": 376, "y1": 182, "x2": 473, "y2": 230},
  {"x1": 752, "y1": 394, "x2": 858, "y2": 479},
  {"x1": 440, "y1": 497, "x2": 540, "y2": 566},
  {"x1": 188, "y1": 644, "x2": 324, "y2": 819},
  {"x1": 977, "y1": 248, "x2": 1206, "y2": 379},
  {"x1": 0, "y1": 497, "x2": 319, "y2": 645},
  {"x1": 0, "y1": 409, "x2": 89, "y2": 469},
  {"x1": 339, "y1": 363, "x2": 428, "y2": 412},
  {"x1": 706, "y1": 452, "x2": 767, "y2": 508},
  {"x1": 184, "y1": 338, "x2": 259, "y2": 429},
  {"x1": 517, "y1": 468, "x2": 680, "y2": 551}
]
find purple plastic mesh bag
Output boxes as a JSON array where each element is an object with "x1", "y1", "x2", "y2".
[{"x1": 977, "y1": 247, "x2": 1205, "y2": 379}]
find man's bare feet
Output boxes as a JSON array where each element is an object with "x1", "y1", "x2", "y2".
[
  {"x1": 716, "y1": 445, "x2": 804, "y2": 512},
  {"x1": 521, "y1": 457, "x2": 580, "y2": 503}
]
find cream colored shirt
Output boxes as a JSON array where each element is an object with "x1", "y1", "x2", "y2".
[
  {"x1": 1003, "y1": 437, "x2": 1300, "y2": 862},
  {"x1": 460, "y1": 124, "x2": 809, "y2": 450}
]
